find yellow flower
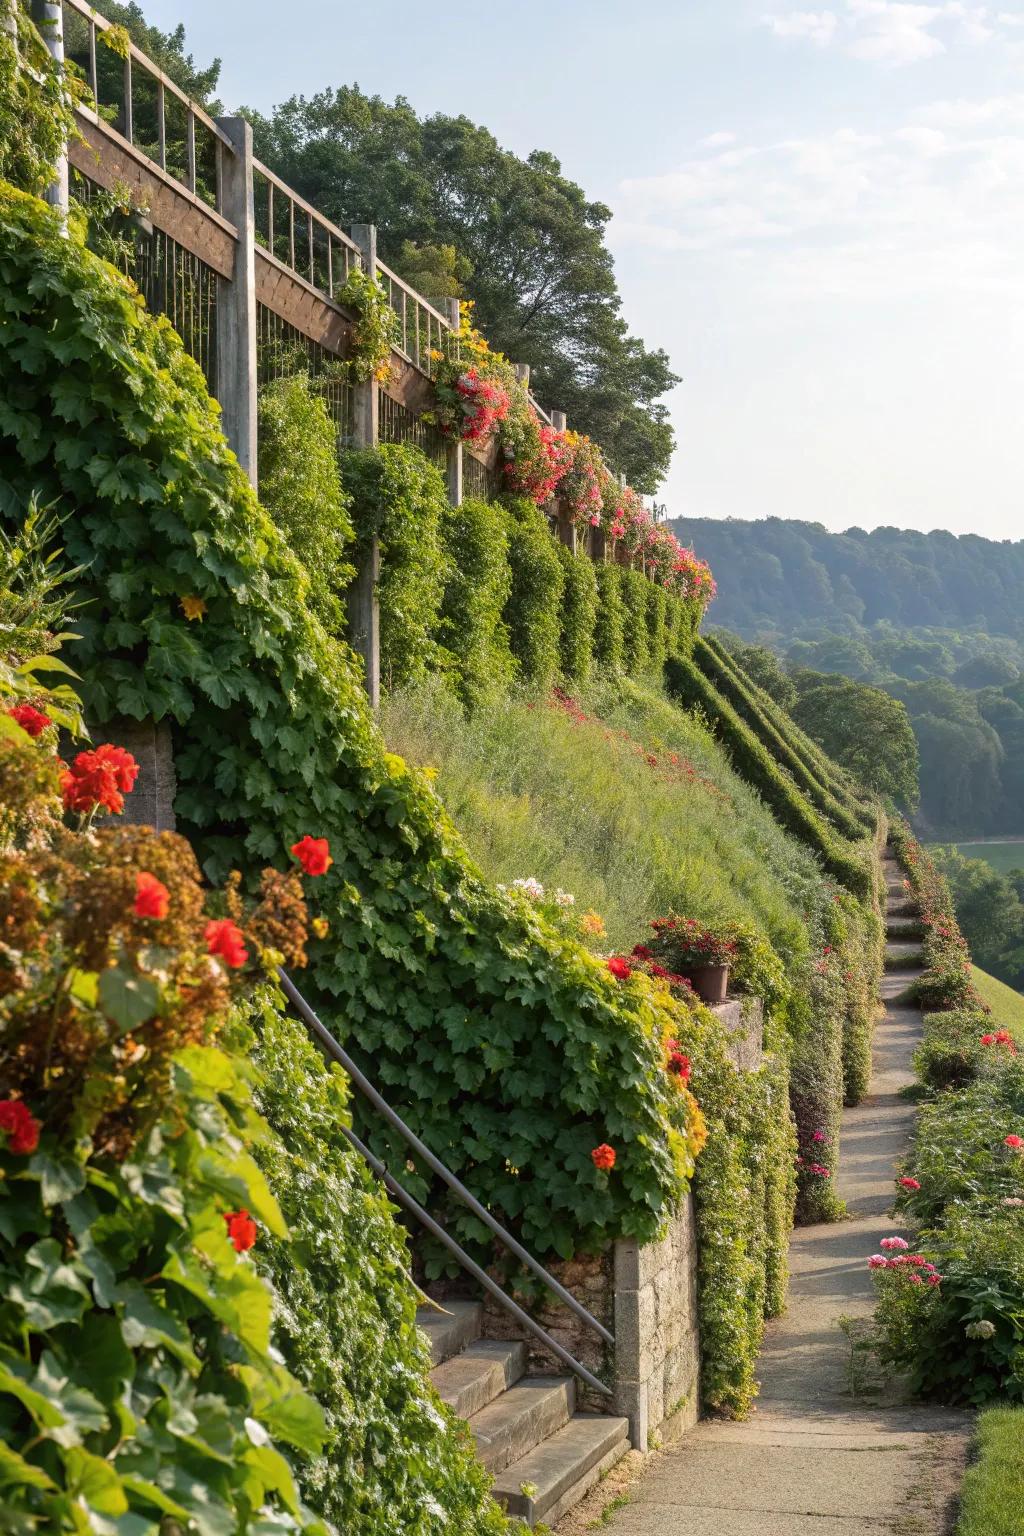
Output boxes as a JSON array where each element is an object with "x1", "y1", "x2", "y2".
[
  {"x1": 311, "y1": 917, "x2": 329, "y2": 940},
  {"x1": 580, "y1": 910, "x2": 606, "y2": 938},
  {"x1": 179, "y1": 595, "x2": 206, "y2": 622}
]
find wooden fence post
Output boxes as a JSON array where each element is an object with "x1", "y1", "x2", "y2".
[
  {"x1": 30, "y1": 2, "x2": 69, "y2": 217},
  {"x1": 215, "y1": 117, "x2": 258, "y2": 486},
  {"x1": 348, "y1": 222, "x2": 381, "y2": 707},
  {"x1": 444, "y1": 298, "x2": 463, "y2": 507}
]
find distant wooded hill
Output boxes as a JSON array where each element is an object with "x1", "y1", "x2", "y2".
[{"x1": 669, "y1": 517, "x2": 1024, "y2": 642}]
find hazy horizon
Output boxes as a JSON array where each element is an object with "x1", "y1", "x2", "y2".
[{"x1": 138, "y1": 0, "x2": 1024, "y2": 541}]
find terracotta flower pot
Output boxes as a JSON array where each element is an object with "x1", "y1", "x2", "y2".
[{"x1": 684, "y1": 964, "x2": 729, "y2": 1004}]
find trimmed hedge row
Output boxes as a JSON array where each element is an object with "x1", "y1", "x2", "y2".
[
  {"x1": 702, "y1": 635, "x2": 875, "y2": 826},
  {"x1": 696, "y1": 635, "x2": 870, "y2": 840},
  {"x1": 889, "y1": 821, "x2": 987, "y2": 1014},
  {"x1": 664, "y1": 652, "x2": 873, "y2": 898}
]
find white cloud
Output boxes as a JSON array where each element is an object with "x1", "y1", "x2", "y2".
[
  {"x1": 701, "y1": 131, "x2": 739, "y2": 147},
  {"x1": 762, "y1": 9, "x2": 840, "y2": 44},
  {"x1": 761, "y1": 0, "x2": 1013, "y2": 63},
  {"x1": 614, "y1": 100, "x2": 1024, "y2": 303}
]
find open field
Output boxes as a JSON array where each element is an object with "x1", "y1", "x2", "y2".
[
  {"x1": 948, "y1": 841, "x2": 1024, "y2": 875},
  {"x1": 972, "y1": 966, "x2": 1024, "y2": 1039}
]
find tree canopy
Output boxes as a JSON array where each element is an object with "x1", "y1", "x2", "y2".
[
  {"x1": 790, "y1": 671, "x2": 920, "y2": 810},
  {"x1": 240, "y1": 88, "x2": 677, "y2": 488}
]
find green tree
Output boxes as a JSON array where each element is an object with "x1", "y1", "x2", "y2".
[
  {"x1": 243, "y1": 88, "x2": 678, "y2": 488},
  {"x1": 76, "y1": 0, "x2": 222, "y2": 103},
  {"x1": 714, "y1": 629, "x2": 796, "y2": 710},
  {"x1": 790, "y1": 672, "x2": 919, "y2": 808}
]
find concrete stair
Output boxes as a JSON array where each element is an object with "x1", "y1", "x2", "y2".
[
  {"x1": 418, "y1": 1302, "x2": 629, "y2": 1529},
  {"x1": 885, "y1": 939, "x2": 925, "y2": 969}
]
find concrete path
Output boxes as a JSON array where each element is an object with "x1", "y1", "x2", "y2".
[{"x1": 588, "y1": 858, "x2": 971, "y2": 1535}]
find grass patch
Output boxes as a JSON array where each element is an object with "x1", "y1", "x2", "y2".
[
  {"x1": 972, "y1": 967, "x2": 1024, "y2": 1041},
  {"x1": 957, "y1": 1408, "x2": 1024, "y2": 1536}
]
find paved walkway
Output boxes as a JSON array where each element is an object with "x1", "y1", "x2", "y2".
[{"x1": 591, "y1": 858, "x2": 971, "y2": 1535}]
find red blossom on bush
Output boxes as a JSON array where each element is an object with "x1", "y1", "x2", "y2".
[
  {"x1": 591, "y1": 1143, "x2": 616, "y2": 1170},
  {"x1": 0, "y1": 1099, "x2": 40, "y2": 1155},
  {"x1": 205, "y1": 918, "x2": 249, "y2": 969},
  {"x1": 290, "y1": 835, "x2": 333, "y2": 877},
  {"x1": 1005, "y1": 1134, "x2": 1024, "y2": 1150},
  {"x1": 606, "y1": 956, "x2": 632, "y2": 980},
  {"x1": 134, "y1": 871, "x2": 170, "y2": 920},
  {"x1": 61, "y1": 744, "x2": 139, "y2": 816},
  {"x1": 7, "y1": 702, "x2": 51, "y2": 737},
  {"x1": 898, "y1": 1176, "x2": 921, "y2": 1191},
  {"x1": 224, "y1": 1208, "x2": 258, "y2": 1253}
]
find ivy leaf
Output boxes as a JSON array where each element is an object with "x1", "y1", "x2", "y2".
[
  {"x1": 28, "y1": 1150, "x2": 86, "y2": 1207},
  {"x1": 120, "y1": 1150, "x2": 185, "y2": 1223},
  {"x1": 118, "y1": 1473, "x2": 189, "y2": 1521},
  {"x1": 237, "y1": 1362, "x2": 327, "y2": 1458},
  {"x1": 242, "y1": 1443, "x2": 301, "y2": 1517},
  {"x1": 68, "y1": 1314, "x2": 134, "y2": 1412},
  {"x1": 0, "y1": 1182, "x2": 48, "y2": 1245},
  {"x1": 6, "y1": 1238, "x2": 91, "y2": 1330},
  {"x1": 114, "y1": 1282, "x2": 199, "y2": 1372},
  {"x1": 63, "y1": 1445, "x2": 128, "y2": 1516},
  {"x1": 98, "y1": 969, "x2": 160, "y2": 1033},
  {"x1": 0, "y1": 1439, "x2": 57, "y2": 1491},
  {"x1": 0, "y1": 1349, "x2": 106, "y2": 1447}
]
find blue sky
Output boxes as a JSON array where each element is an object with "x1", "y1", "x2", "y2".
[{"x1": 143, "y1": 0, "x2": 1024, "y2": 539}]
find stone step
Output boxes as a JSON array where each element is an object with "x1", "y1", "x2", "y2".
[
  {"x1": 491, "y1": 1413, "x2": 630, "y2": 1527},
  {"x1": 416, "y1": 1301, "x2": 483, "y2": 1367},
  {"x1": 469, "y1": 1376, "x2": 575, "y2": 1475},
  {"x1": 886, "y1": 919, "x2": 923, "y2": 940},
  {"x1": 431, "y1": 1339, "x2": 527, "y2": 1419},
  {"x1": 885, "y1": 941, "x2": 924, "y2": 969}
]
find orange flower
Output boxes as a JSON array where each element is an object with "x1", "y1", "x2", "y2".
[
  {"x1": 591, "y1": 1143, "x2": 616, "y2": 1171},
  {"x1": 180, "y1": 596, "x2": 207, "y2": 622}
]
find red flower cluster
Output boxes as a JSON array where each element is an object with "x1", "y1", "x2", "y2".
[
  {"x1": 1005, "y1": 1134, "x2": 1024, "y2": 1150},
  {"x1": 454, "y1": 368, "x2": 510, "y2": 442},
  {"x1": 7, "y1": 702, "x2": 51, "y2": 738},
  {"x1": 135, "y1": 871, "x2": 170, "y2": 920},
  {"x1": 981, "y1": 1030, "x2": 1018, "y2": 1055},
  {"x1": 665, "y1": 1040, "x2": 691, "y2": 1081},
  {"x1": 607, "y1": 955, "x2": 632, "y2": 980},
  {"x1": 0, "y1": 1098, "x2": 40, "y2": 1155},
  {"x1": 898, "y1": 1176, "x2": 921, "y2": 1191},
  {"x1": 61, "y1": 744, "x2": 139, "y2": 816},
  {"x1": 205, "y1": 918, "x2": 249, "y2": 969},
  {"x1": 591, "y1": 1143, "x2": 616, "y2": 1170},
  {"x1": 224, "y1": 1208, "x2": 258, "y2": 1253},
  {"x1": 503, "y1": 424, "x2": 572, "y2": 505},
  {"x1": 291, "y1": 835, "x2": 332, "y2": 876}
]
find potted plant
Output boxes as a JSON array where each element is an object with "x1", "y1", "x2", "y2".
[{"x1": 643, "y1": 916, "x2": 739, "y2": 1004}]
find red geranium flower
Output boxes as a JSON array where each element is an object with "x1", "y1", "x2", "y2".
[
  {"x1": 631, "y1": 944, "x2": 654, "y2": 960},
  {"x1": 898, "y1": 1177, "x2": 921, "y2": 1191},
  {"x1": 224, "y1": 1208, "x2": 258, "y2": 1253},
  {"x1": 668, "y1": 1050, "x2": 692, "y2": 1081},
  {"x1": 290, "y1": 835, "x2": 333, "y2": 877},
  {"x1": 7, "y1": 703, "x2": 51, "y2": 738},
  {"x1": 0, "y1": 1099, "x2": 40, "y2": 1155},
  {"x1": 135, "y1": 871, "x2": 170, "y2": 920},
  {"x1": 981, "y1": 1033, "x2": 997, "y2": 1046},
  {"x1": 606, "y1": 956, "x2": 632, "y2": 980},
  {"x1": 61, "y1": 744, "x2": 139, "y2": 815},
  {"x1": 591, "y1": 1143, "x2": 616, "y2": 1171},
  {"x1": 205, "y1": 918, "x2": 249, "y2": 969},
  {"x1": 1005, "y1": 1135, "x2": 1024, "y2": 1150}
]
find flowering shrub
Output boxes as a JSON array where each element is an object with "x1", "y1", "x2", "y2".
[
  {"x1": 889, "y1": 820, "x2": 987, "y2": 1014},
  {"x1": 647, "y1": 915, "x2": 739, "y2": 970},
  {"x1": 336, "y1": 266, "x2": 401, "y2": 385}
]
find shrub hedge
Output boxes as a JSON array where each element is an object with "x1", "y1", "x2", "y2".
[
  {"x1": 593, "y1": 562, "x2": 625, "y2": 673},
  {"x1": 0, "y1": 185, "x2": 705, "y2": 1266},
  {"x1": 664, "y1": 652, "x2": 874, "y2": 899},
  {"x1": 436, "y1": 494, "x2": 514, "y2": 706},
  {"x1": 701, "y1": 634, "x2": 874, "y2": 826},
  {"x1": 620, "y1": 567, "x2": 651, "y2": 675},
  {"x1": 889, "y1": 821, "x2": 986, "y2": 1014},
  {"x1": 557, "y1": 542, "x2": 598, "y2": 684},
  {"x1": 694, "y1": 636, "x2": 869, "y2": 841},
  {"x1": 258, "y1": 373, "x2": 354, "y2": 635}
]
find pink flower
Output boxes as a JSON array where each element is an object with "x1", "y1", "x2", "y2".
[
  {"x1": 880, "y1": 1236, "x2": 910, "y2": 1252},
  {"x1": 1005, "y1": 1135, "x2": 1024, "y2": 1151},
  {"x1": 867, "y1": 1255, "x2": 888, "y2": 1269}
]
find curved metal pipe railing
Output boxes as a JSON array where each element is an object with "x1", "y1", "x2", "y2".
[{"x1": 278, "y1": 970, "x2": 614, "y2": 1395}]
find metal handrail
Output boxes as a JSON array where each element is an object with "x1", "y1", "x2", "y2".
[{"x1": 278, "y1": 971, "x2": 615, "y2": 1384}]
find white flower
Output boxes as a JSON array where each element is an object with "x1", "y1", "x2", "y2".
[
  {"x1": 965, "y1": 1320, "x2": 997, "y2": 1340},
  {"x1": 554, "y1": 889, "x2": 575, "y2": 908},
  {"x1": 512, "y1": 877, "x2": 545, "y2": 901}
]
